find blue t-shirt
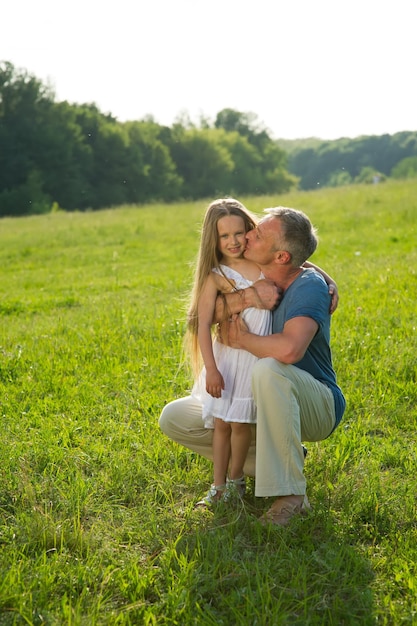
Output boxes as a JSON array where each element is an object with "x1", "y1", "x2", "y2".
[{"x1": 272, "y1": 268, "x2": 346, "y2": 428}]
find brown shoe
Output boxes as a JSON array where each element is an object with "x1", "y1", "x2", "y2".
[{"x1": 259, "y1": 495, "x2": 311, "y2": 527}]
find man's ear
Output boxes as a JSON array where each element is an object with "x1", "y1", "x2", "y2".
[{"x1": 274, "y1": 250, "x2": 292, "y2": 264}]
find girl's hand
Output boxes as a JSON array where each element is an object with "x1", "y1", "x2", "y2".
[{"x1": 205, "y1": 368, "x2": 225, "y2": 398}]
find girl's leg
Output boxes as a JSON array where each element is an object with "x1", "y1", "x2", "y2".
[
  {"x1": 159, "y1": 396, "x2": 257, "y2": 477},
  {"x1": 212, "y1": 418, "x2": 232, "y2": 486},
  {"x1": 195, "y1": 417, "x2": 231, "y2": 507},
  {"x1": 229, "y1": 422, "x2": 252, "y2": 480}
]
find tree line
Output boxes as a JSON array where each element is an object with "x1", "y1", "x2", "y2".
[
  {"x1": 279, "y1": 134, "x2": 417, "y2": 190},
  {"x1": 1, "y1": 61, "x2": 417, "y2": 217},
  {"x1": 0, "y1": 62, "x2": 295, "y2": 217}
]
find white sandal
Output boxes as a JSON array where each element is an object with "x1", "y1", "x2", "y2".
[
  {"x1": 223, "y1": 476, "x2": 246, "y2": 502},
  {"x1": 195, "y1": 484, "x2": 226, "y2": 508}
]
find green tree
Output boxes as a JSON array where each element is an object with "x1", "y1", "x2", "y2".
[
  {"x1": 287, "y1": 132, "x2": 417, "y2": 190},
  {"x1": 216, "y1": 130, "x2": 263, "y2": 194},
  {"x1": 169, "y1": 127, "x2": 234, "y2": 198},
  {"x1": 70, "y1": 104, "x2": 129, "y2": 208},
  {"x1": 354, "y1": 166, "x2": 386, "y2": 184},
  {"x1": 0, "y1": 61, "x2": 54, "y2": 215},
  {"x1": 215, "y1": 108, "x2": 270, "y2": 149},
  {"x1": 257, "y1": 141, "x2": 297, "y2": 194},
  {"x1": 215, "y1": 108, "x2": 295, "y2": 194},
  {"x1": 38, "y1": 101, "x2": 94, "y2": 210},
  {"x1": 0, "y1": 169, "x2": 51, "y2": 217},
  {"x1": 125, "y1": 121, "x2": 182, "y2": 202},
  {"x1": 0, "y1": 63, "x2": 95, "y2": 214},
  {"x1": 327, "y1": 169, "x2": 353, "y2": 187},
  {"x1": 391, "y1": 156, "x2": 417, "y2": 179}
]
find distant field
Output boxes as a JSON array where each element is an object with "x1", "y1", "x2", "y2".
[{"x1": 0, "y1": 180, "x2": 416, "y2": 624}]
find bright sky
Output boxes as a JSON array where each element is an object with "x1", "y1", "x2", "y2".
[{"x1": 2, "y1": 0, "x2": 416, "y2": 140}]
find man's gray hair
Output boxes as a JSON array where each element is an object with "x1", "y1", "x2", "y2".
[{"x1": 264, "y1": 206, "x2": 318, "y2": 266}]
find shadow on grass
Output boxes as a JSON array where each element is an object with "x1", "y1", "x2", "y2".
[{"x1": 152, "y1": 487, "x2": 376, "y2": 626}]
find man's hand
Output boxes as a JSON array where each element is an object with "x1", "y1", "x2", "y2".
[
  {"x1": 245, "y1": 279, "x2": 282, "y2": 310},
  {"x1": 214, "y1": 278, "x2": 281, "y2": 324},
  {"x1": 328, "y1": 283, "x2": 339, "y2": 314},
  {"x1": 226, "y1": 314, "x2": 249, "y2": 349}
]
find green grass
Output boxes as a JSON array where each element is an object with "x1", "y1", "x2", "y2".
[{"x1": 0, "y1": 181, "x2": 416, "y2": 625}]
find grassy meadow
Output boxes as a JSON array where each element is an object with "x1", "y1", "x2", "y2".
[{"x1": 0, "y1": 179, "x2": 416, "y2": 625}]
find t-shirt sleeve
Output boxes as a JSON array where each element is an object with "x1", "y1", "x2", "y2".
[{"x1": 285, "y1": 271, "x2": 330, "y2": 328}]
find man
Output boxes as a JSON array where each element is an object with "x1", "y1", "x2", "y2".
[{"x1": 159, "y1": 206, "x2": 345, "y2": 526}]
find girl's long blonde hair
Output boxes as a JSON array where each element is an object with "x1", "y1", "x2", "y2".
[{"x1": 185, "y1": 198, "x2": 258, "y2": 376}]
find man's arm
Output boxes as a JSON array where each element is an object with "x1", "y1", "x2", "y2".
[
  {"x1": 214, "y1": 279, "x2": 281, "y2": 323},
  {"x1": 304, "y1": 261, "x2": 339, "y2": 313},
  {"x1": 227, "y1": 315, "x2": 318, "y2": 363}
]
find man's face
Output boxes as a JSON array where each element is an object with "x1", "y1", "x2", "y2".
[{"x1": 244, "y1": 216, "x2": 283, "y2": 266}]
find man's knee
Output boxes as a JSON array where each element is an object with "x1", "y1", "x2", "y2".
[
  {"x1": 252, "y1": 358, "x2": 292, "y2": 403},
  {"x1": 158, "y1": 402, "x2": 174, "y2": 436},
  {"x1": 253, "y1": 357, "x2": 286, "y2": 382}
]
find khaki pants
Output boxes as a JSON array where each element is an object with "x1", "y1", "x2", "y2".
[{"x1": 159, "y1": 357, "x2": 336, "y2": 497}]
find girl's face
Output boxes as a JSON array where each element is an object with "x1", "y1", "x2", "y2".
[{"x1": 216, "y1": 215, "x2": 247, "y2": 261}]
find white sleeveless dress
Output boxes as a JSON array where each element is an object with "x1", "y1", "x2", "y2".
[{"x1": 191, "y1": 265, "x2": 272, "y2": 428}]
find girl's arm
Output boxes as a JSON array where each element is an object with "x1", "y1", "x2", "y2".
[
  {"x1": 197, "y1": 274, "x2": 225, "y2": 398},
  {"x1": 303, "y1": 261, "x2": 339, "y2": 313}
]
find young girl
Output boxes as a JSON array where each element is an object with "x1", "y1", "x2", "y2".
[{"x1": 187, "y1": 198, "x2": 271, "y2": 506}]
